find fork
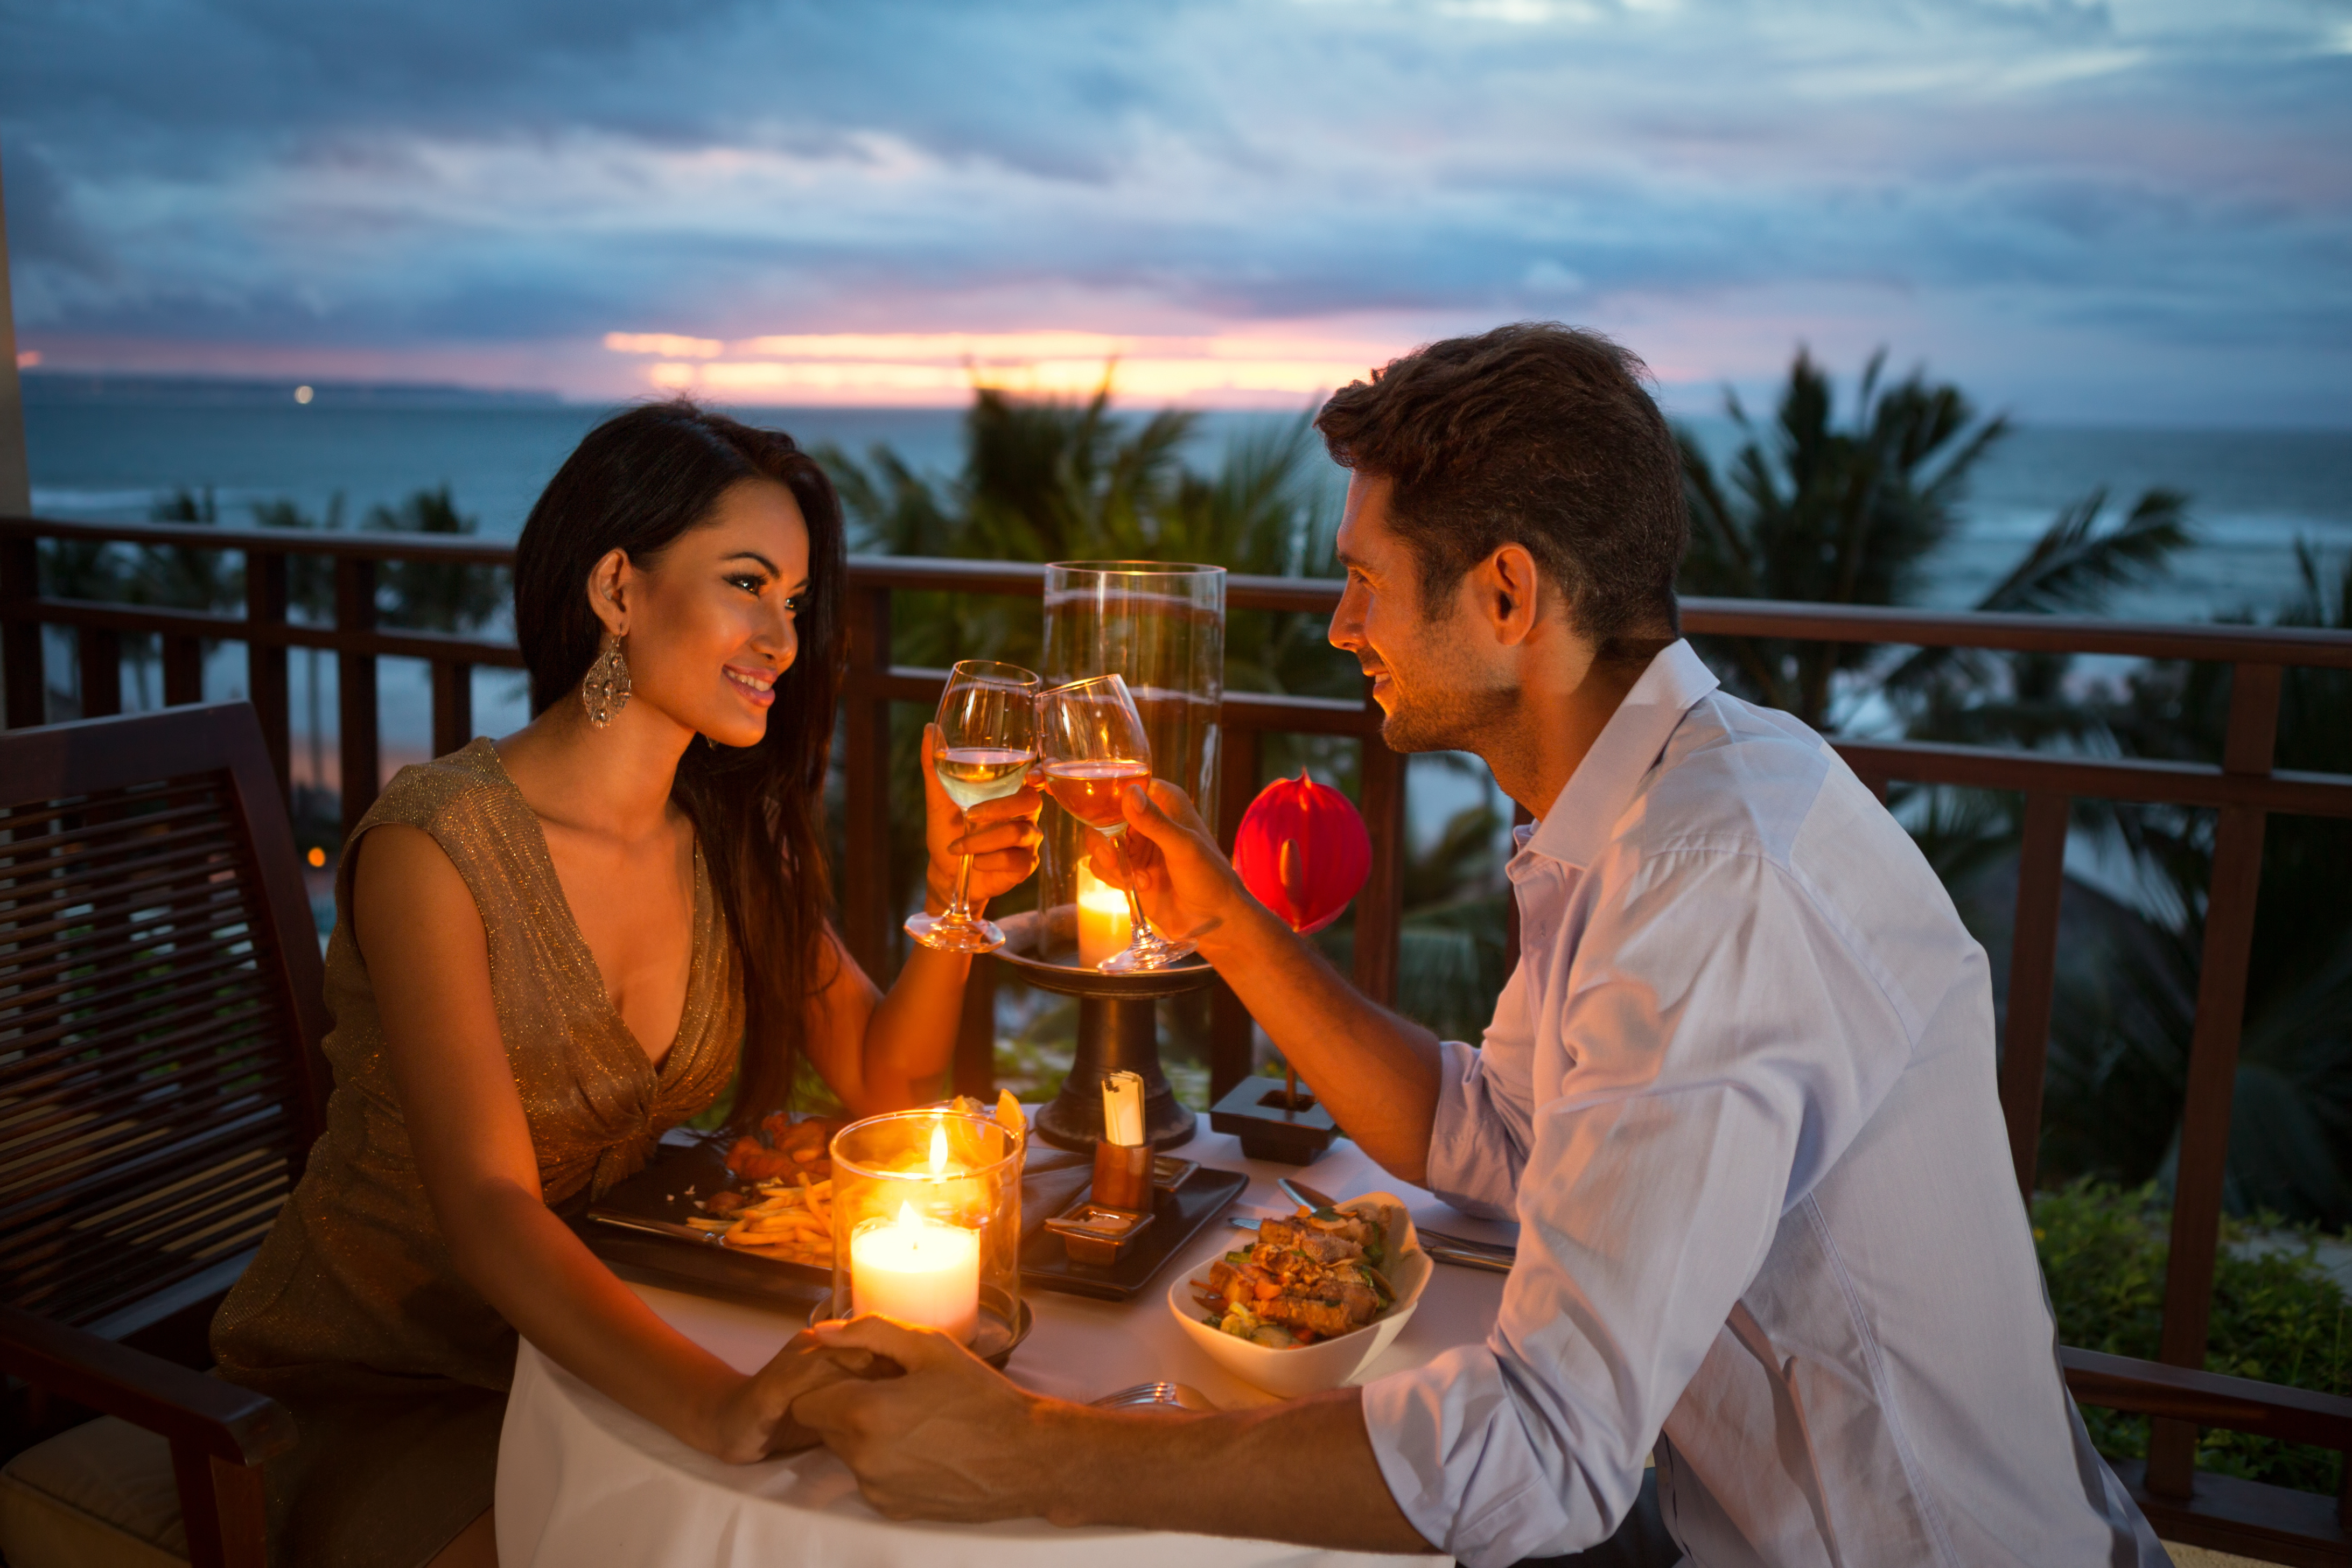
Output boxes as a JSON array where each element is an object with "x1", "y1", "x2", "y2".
[{"x1": 1090, "y1": 1381, "x2": 1217, "y2": 1412}]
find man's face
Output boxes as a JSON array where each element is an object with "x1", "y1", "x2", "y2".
[{"x1": 1327, "y1": 474, "x2": 1515, "y2": 754}]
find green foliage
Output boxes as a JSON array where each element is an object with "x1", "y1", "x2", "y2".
[
  {"x1": 820, "y1": 382, "x2": 1349, "y2": 958},
  {"x1": 1677, "y1": 351, "x2": 2193, "y2": 730},
  {"x1": 1677, "y1": 350, "x2": 2003, "y2": 725},
  {"x1": 366, "y1": 485, "x2": 506, "y2": 633},
  {"x1": 2033, "y1": 1180, "x2": 2350, "y2": 1494},
  {"x1": 248, "y1": 494, "x2": 343, "y2": 621},
  {"x1": 1916, "y1": 543, "x2": 2352, "y2": 1227},
  {"x1": 138, "y1": 488, "x2": 241, "y2": 612}
]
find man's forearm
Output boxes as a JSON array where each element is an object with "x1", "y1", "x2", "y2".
[
  {"x1": 1032, "y1": 1389, "x2": 1433, "y2": 1555},
  {"x1": 1198, "y1": 895, "x2": 1445, "y2": 1185}
]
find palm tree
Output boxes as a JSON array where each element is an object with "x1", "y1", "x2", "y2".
[
  {"x1": 1678, "y1": 351, "x2": 2190, "y2": 730},
  {"x1": 367, "y1": 485, "x2": 505, "y2": 633},
  {"x1": 1912, "y1": 543, "x2": 2352, "y2": 1226}
]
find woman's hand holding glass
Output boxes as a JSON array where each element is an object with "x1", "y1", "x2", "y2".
[{"x1": 907, "y1": 660, "x2": 1047, "y2": 954}]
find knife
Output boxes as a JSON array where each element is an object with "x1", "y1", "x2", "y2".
[
  {"x1": 590, "y1": 1211, "x2": 734, "y2": 1248},
  {"x1": 1227, "y1": 1215, "x2": 1515, "y2": 1275},
  {"x1": 1276, "y1": 1178, "x2": 1518, "y2": 1263}
]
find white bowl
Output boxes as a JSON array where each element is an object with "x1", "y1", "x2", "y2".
[{"x1": 1167, "y1": 1193, "x2": 1434, "y2": 1398}]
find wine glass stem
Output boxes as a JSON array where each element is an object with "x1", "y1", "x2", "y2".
[
  {"x1": 1107, "y1": 831, "x2": 1158, "y2": 940},
  {"x1": 945, "y1": 851, "x2": 977, "y2": 924}
]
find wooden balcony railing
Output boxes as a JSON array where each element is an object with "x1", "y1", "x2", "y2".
[{"x1": 6, "y1": 510, "x2": 2352, "y2": 1562}]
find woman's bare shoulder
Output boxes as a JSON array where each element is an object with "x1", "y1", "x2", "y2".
[{"x1": 349, "y1": 822, "x2": 484, "y2": 954}]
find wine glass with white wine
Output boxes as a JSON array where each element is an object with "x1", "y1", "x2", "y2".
[
  {"x1": 1036, "y1": 673, "x2": 1196, "y2": 972},
  {"x1": 904, "y1": 660, "x2": 1041, "y2": 955}
]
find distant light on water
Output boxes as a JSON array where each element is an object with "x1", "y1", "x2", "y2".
[{"x1": 294, "y1": 385, "x2": 314, "y2": 404}]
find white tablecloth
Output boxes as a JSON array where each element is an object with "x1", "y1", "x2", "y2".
[{"x1": 497, "y1": 1117, "x2": 1514, "y2": 1567}]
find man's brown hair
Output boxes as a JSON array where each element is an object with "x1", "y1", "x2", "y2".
[{"x1": 1315, "y1": 322, "x2": 1687, "y2": 654}]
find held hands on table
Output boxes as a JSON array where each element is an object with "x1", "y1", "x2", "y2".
[
  {"x1": 739, "y1": 1318, "x2": 1065, "y2": 1521},
  {"x1": 919, "y1": 723, "x2": 1046, "y2": 915}
]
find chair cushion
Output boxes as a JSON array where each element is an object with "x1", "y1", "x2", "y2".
[{"x1": 0, "y1": 1415, "x2": 188, "y2": 1568}]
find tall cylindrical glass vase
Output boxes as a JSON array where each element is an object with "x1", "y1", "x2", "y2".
[{"x1": 1039, "y1": 561, "x2": 1226, "y2": 921}]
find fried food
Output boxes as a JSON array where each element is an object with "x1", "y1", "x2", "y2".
[
  {"x1": 1189, "y1": 1204, "x2": 1400, "y2": 1348},
  {"x1": 717, "y1": 1174, "x2": 835, "y2": 1268},
  {"x1": 724, "y1": 1114, "x2": 842, "y2": 1183}
]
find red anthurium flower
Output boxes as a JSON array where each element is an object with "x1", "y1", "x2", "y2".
[{"x1": 1232, "y1": 770, "x2": 1371, "y2": 934}]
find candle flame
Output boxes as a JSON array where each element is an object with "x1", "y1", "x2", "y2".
[
  {"x1": 896, "y1": 1200, "x2": 919, "y2": 1228},
  {"x1": 928, "y1": 1122, "x2": 949, "y2": 1175}
]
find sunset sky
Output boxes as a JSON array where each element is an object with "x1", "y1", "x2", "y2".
[{"x1": 4, "y1": 0, "x2": 2347, "y2": 422}]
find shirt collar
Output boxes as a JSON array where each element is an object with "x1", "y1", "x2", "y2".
[{"x1": 1517, "y1": 639, "x2": 1719, "y2": 871}]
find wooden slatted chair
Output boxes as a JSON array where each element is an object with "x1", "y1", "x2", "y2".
[{"x1": 0, "y1": 702, "x2": 331, "y2": 1568}]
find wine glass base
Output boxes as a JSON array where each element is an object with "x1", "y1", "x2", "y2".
[
  {"x1": 1097, "y1": 934, "x2": 1198, "y2": 973},
  {"x1": 904, "y1": 911, "x2": 1006, "y2": 955}
]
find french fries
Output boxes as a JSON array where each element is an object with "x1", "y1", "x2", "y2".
[{"x1": 720, "y1": 1175, "x2": 834, "y2": 1266}]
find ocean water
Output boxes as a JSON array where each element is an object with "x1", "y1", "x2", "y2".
[{"x1": 18, "y1": 383, "x2": 2351, "y2": 828}]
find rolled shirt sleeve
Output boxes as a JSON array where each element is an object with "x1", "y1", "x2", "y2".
[
  {"x1": 1424, "y1": 963, "x2": 1537, "y2": 1219},
  {"x1": 1362, "y1": 849, "x2": 1916, "y2": 1566}
]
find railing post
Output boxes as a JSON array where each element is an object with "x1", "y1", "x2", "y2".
[
  {"x1": 75, "y1": 627, "x2": 122, "y2": 718},
  {"x1": 1353, "y1": 704, "x2": 1406, "y2": 1007},
  {"x1": 162, "y1": 633, "x2": 205, "y2": 708},
  {"x1": 1209, "y1": 723, "x2": 1265, "y2": 1101},
  {"x1": 2146, "y1": 661, "x2": 2282, "y2": 1497},
  {"x1": 243, "y1": 549, "x2": 291, "y2": 797},
  {"x1": 334, "y1": 557, "x2": 380, "y2": 839},
  {"x1": 2, "y1": 534, "x2": 44, "y2": 726},
  {"x1": 841, "y1": 583, "x2": 895, "y2": 982},
  {"x1": 2000, "y1": 790, "x2": 2070, "y2": 1202},
  {"x1": 430, "y1": 660, "x2": 473, "y2": 759}
]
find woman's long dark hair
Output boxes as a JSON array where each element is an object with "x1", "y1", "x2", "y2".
[{"x1": 513, "y1": 400, "x2": 845, "y2": 1131}]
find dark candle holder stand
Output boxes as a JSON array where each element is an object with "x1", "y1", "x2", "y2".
[{"x1": 994, "y1": 910, "x2": 1208, "y2": 1151}]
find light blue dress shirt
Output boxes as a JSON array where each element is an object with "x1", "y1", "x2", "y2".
[{"x1": 1360, "y1": 640, "x2": 2167, "y2": 1567}]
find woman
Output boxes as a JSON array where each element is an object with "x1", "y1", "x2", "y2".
[{"x1": 211, "y1": 402, "x2": 1042, "y2": 1567}]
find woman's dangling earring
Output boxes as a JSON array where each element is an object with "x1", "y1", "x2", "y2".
[{"x1": 581, "y1": 633, "x2": 632, "y2": 727}]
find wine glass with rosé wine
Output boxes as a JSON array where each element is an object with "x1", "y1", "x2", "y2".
[
  {"x1": 1036, "y1": 673, "x2": 1198, "y2": 972},
  {"x1": 904, "y1": 660, "x2": 1042, "y2": 955}
]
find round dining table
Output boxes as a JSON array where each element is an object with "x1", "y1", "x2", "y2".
[{"x1": 496, "y1": 1114, "x2": 1515, "y2": 1567}]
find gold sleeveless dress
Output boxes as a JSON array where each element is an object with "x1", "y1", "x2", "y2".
[{"x1": 212, "y1": 739, "x2": 741, "y2": 1566}]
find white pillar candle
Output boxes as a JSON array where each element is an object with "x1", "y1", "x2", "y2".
[
  {"x1": 1077, "y1": 861, "x2": 1133, "y2": 968},
  {"x1": 850, "y1": 1202, "x2": 981, "y2": 1342}
]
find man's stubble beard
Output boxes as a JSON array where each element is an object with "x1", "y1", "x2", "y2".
[{"x1": 1377, "y1": 669, "x2": 1518, "y2": 755}]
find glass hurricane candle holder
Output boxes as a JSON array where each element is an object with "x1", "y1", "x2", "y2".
[
  {"x1": 827, "y1": 1110, "x2": 1023, "y2": 1359},
  {"x1": 1041, "y1": 560, "x2": 1225, "y2": 858}
]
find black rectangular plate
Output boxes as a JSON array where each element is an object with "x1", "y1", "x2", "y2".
[
  {"x1": 1017, "y1": 1164, "x2": 1249, "y2": 1301},
  {"x1": 572, "y1": 1133, "x2": 1111, "y2": 1314}
]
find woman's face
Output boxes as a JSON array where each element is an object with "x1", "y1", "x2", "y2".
[{"x1": 592, "y1": 477, "x2": 811, "y2": 748}]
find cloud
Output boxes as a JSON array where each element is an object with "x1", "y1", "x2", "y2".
[{"x1": 3, "y1": 0, "x2": 2347, "y2": 418}]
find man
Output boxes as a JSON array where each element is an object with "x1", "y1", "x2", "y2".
[{"x1": 795, "y1": 324, "x2": 2167, "y2": 1566}]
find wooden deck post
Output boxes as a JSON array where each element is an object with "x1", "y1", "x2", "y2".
[
  {"x1": 243, "y1": 549, "x2": 291, "y2": 796},
  {"x1": 334, "y1": 556, "x2": 380, "y2": 838},
  {"x1": 431, "y1": 660, "x2": 473, "y2": 758},
  {"x1": 2000, "y1": 790, "x2": 2071, "y2": 1201},
  {"x1": 75, "y1": 626, "x2": 122, "y2": 717},
  {"x1": 0, "y1": 534, "x2": 39, "y2": 726},
  {"x1": 2146, "y1": 661, "x2": 2283, "y2": 1497}
]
